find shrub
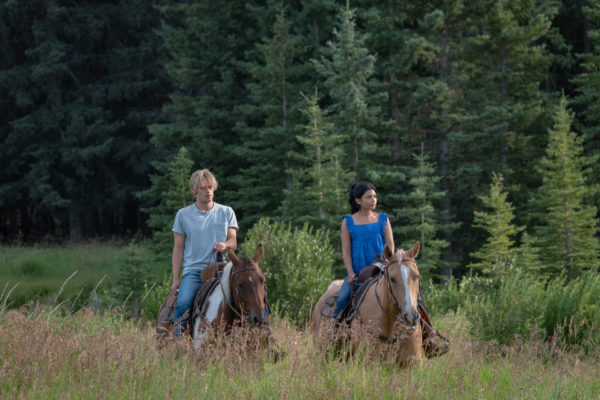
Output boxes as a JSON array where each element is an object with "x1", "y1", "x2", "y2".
[
  {"x1": 463, "y1": 268, "x2": 546, "y2": 344},
  {"x1": 242, "y1": 218, "x2": 335, "y2": 327},
  {"x1": 421, "y1": 277, "x2": 462, "y2": 316},
  {"x1": 541, "y1": 269, "x2": 600, "y2": 348},
  {"x1": 462, "y1": 266, "x2": 600, "y2": 349}
]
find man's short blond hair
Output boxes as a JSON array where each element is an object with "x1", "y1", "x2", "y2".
[{"x1": 189, "y1": 169, "x2": 218, "y2": 191}]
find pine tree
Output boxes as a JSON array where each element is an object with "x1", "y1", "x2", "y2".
[
  {"x1": 533, "y1": 96, "x2": 600, "y2": 279},
  {"x1": 468, "y1": 172, "x2": 524, "y2": 278},
  {"x1": 356, "y1": 0, "x2": 473, "y2": 279},
  {"x1": 572, "y1": 0, "x2": 600, "y2": 201},
  {"x1": 392, "y1": 143, "x2": 457, "y2": 279},
  {"x1": 282, "y1": 91, "x2": 352, "y2": 243},
  {"x1": 515, "y1": 232, "x2": 543, "y2": 273},
  {"x1": 312, "y1": 4, "x2": 380, "y2": 181},
  {"x1": 138, "y1": 147, "x2": 194, "y2": 259},
  {"x1": 447, "y1": 0, "x2": 559, "y2": 271},
  {"x1": 0, "y1": 0, "x2": 166, "y2": 240},
  {"x1": 228, "y1": 5, "x2": 308, "y2": 232},
  {"x1": 113, "y1": 241, "x2": 155, "y2": 320},
  {"x1": 150, "y1": 1, "x2": 258, "y2": 206}
]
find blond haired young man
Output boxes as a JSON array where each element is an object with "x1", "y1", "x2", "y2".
[{"x1": 171, "y1": 169, "x2": 238, "y2": 338}]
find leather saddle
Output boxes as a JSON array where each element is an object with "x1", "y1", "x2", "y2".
[{"x1": 319, "y1": 274, "x2": 380, "y2": 323}]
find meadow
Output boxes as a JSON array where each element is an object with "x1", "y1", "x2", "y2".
[
  {"x1": 1, "y1": 308, "x2": 599, "y2": 399},
  {"x1": 0, "y1": 243, "x2": 168, "y2": 310},
  {"x1": 1, "y1": 244, "x2": 599, "y2": 399}
]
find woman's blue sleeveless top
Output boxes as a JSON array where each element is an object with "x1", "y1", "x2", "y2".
[{"x1": 343, "y1": 213, "x2": 387, "y2": 274}]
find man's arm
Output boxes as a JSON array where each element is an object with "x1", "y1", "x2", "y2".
[
  {"x1": 213, "y1": 227, "x2": 237, "y2": 253},
  {"x1": 171, "y1": 232, "x2": 185, "y2": 292}
]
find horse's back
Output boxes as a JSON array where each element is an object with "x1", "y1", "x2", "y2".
[{"x1": 312, "y1": 279, "x2": 343, "y2": 347}]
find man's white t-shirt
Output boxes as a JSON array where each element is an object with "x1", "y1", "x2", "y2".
[{"x1": 172, "y1": 202, "x2": 238, "y2": 276}]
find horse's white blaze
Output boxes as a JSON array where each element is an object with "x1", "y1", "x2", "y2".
[
  {"x1": 193, "y1": 262, "x2": 233, "y2": 348},
  {"x1": 249, "y1": 276, "x2": 253, "y2": 283},
  {"x1": 401, "y1": 264, "x2": 413, "y2": 312}
]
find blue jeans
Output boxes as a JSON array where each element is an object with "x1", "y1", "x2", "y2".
[
  {"x1": 174, "y1": 270, "x2": 203, "y2": 338},
  {"x1": 333, "y1": 276, "x2": 359, "y2": 319}
]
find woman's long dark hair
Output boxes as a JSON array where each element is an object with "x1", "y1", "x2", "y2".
[{"x1": 349, "y1": 182, "x2": 376, "y2": 214}]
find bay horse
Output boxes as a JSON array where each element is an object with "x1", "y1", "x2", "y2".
[
  {"x1": 190, "y1": 245, "x2": 269, "y2": 348},
  {"x1": 312, "y1": 242, "x2": 423, "y2": 366}
]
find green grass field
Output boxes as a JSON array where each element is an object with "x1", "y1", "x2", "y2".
[{"x1": 0, "y1": 242, "x2": 169, "y2": 309}]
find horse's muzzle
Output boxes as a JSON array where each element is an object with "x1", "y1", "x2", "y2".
[
  {"x1": 248, "y1": 309, "x2": 268, "y2": 327},
  {"x1": 403, "y1": 309, "x2": 420, "y2": 327}
]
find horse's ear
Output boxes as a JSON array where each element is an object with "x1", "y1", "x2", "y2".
[
  {"x1": 408, "y1": 241, "x2": 420, "y2": 259},
  {"x1": 252, "y1": 244, "x2": 263, "y2": 264},
  {"x1": 384, "y1": 245, "x2": 393, "y2": 261},
  {"x1": 228, "y1": 247, "x2": 240, "y2": 264}
]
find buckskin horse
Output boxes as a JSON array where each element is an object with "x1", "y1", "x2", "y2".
[
  {"x1": 157, "y1": 245, "x2": 270, "y2": 349},
  {"x1": 312, "y1": 242, "x2": 423, "y2": 366}
]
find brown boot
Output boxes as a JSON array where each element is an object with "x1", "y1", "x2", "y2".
[{"x1": 419, "y1": 305, "x2": 450, "y2": 358}]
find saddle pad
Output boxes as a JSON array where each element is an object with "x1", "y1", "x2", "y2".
[
  {"x1": 191, "y1": 277, "x2": 221, "y2": 321},
  {"x1": 341, "y1": 276, "x2": 380, "y2": 322}
]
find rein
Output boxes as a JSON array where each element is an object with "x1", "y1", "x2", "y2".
[{"x1": 375, "y1": 258, "x2": 420, "y2": 343}]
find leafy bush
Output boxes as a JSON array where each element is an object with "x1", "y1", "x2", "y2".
[
  {"x1": 463, "y1": 268, "x2": 547, "y2": 344},
  {"x1": 421, "y1": 277, "x2": 462, "y2": 316},
  {"x1": 541, "y1": 269, "x2": 600, "y2": 347},
  {"x1": 242, "y1": 218, "x2": 335, "y2": 327},
  {"x1": 462, "y1": 266, "x2": 600, "y2": 349}
]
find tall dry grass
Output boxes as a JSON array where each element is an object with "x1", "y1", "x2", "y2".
[{"x1": 1, "y1": 308, "x2": 599, "y2": 399}]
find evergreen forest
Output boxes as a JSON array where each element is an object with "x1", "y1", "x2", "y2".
[{"x1": 2, "y1": 0, "x2": 600, "y2": 282}]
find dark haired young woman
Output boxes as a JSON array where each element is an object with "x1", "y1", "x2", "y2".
[
  {"x1": 332, "y1": 181, "x2": 393, "y2": 319},
  {"x1": 332, "y1": 181, "x2": 449, "y2": 358}
]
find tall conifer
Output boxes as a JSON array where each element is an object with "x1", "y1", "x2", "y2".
[
  {"x1": 0, "y1": 0, "x2": 166, "y2": 240},
  {"x1": 282, "y1": 92, "x2": 351, "y2": 243},
  {"x1": 468, "y1": 172, "x2": 524, "y2": 278},
  {"x1": 312, "y1": 5, "x2": 380, "y2": 181},
  {"x1": 392, "y1": 143, "x2": 456, "y2": 279},
  {"x1": 151, "y1": 1, "x2": 256, "y2": 205},
  {"x1": 533, "y1": 96, "x2": 600, "y2": 279},
  {"x1": 228, "y1": 6, "x2": 307, "y2": 232}
]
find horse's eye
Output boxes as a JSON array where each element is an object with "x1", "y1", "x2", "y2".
[{"x1": 390, "y1": 277, "x2": 396, "y2": 283}]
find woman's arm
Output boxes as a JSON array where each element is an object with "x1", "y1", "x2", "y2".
[
  {"x1": 384, "y1": 218, "x2": 395, "y2": 257},
  {"x1": 341, "y1": 218, "x2": 356, "y2": 283}
]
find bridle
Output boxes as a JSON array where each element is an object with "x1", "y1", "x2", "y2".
[
  {"x1": 374, "y1": 257, "x2": 421, "y2": 337},
  {"x1": 220, "y1": 264, "x2": 264, "y2": 321}
]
